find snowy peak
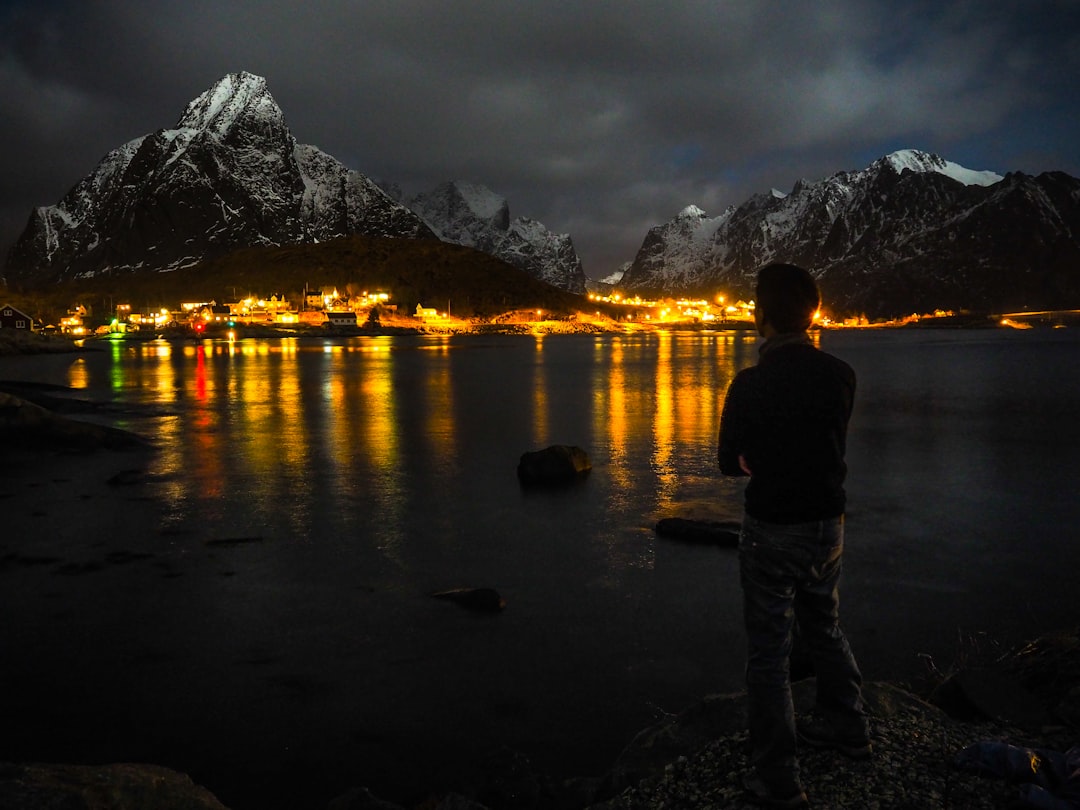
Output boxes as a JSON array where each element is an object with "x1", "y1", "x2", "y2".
[
  {"x1": 677, "y1": 205, "x2": 706, "y2": 220},
  {"x1": 4, "y1": 71, "x2": 435, "y2": 283},
  {"x1": 175, "y1": 71, "x2": 285, "y2": 139},
  {"x1": 880, "y1": 149, "x2": 1003, "y2": 187}
]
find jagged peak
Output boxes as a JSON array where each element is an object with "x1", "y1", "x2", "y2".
[
  {"x1": 879, "y1": 148, "x2": 1003, "y2": 187},
  {"x1": 677, "y1": 204, "x2": 706, "y2": 219},
  {"x1": 174, "y1": 71, "x2": 285, "y2": 138}
]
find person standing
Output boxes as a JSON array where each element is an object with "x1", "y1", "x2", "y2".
[{"x1": 718, "y1": 263, "x2": 870, "y2": 808}]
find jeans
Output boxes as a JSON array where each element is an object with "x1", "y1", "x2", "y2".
[{"x1": 739, "y1": 513, "x2": 867, "y2": 790}]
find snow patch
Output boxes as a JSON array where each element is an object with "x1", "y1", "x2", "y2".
[
  {"x1": 454, "y1": 182, "x2": 507, "y2": 221},
  {"x1": 885, "y1": 149, "x2": 1003, "y2": 187}
]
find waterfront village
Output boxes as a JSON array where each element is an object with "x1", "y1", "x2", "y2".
[
  {"x1": 39, "y1": 288, "x2": 776, "y2": 337},
  {"x1": 4, "y1": 284, "x2": 1056, "y2": 340}
]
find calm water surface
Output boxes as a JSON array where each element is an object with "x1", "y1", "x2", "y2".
[{"x1": 2, "y1": 328, "x2": 1078, "y2": 809}]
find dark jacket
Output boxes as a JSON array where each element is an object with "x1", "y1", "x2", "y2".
[{"x1": 718, "y1": 333, "x2": 855, "y2": 523}]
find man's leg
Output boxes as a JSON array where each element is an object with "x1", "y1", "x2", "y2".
[
  {"x1": 740, "y1": 518, "x2": 802, "y2": 795},
  {"x1": 793, "y1": 517, "x2": 869, "y2": 751}
]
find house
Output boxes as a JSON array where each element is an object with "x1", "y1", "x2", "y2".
[
  {"x1": 305, "y1": 289, "x2": 324, "y2": 310},
  {"x1": 197, "y1": 304, "x2": 232, "y2": 324},
  {"x1": 0, "y1": 304, "x2": 34, "y2": 331},
  {"x1": 415, "y1": 304, "x2": 440, "y2": 320},
  {"x1": 325, "y1": 311, "x2": 358, "y2": 327}
]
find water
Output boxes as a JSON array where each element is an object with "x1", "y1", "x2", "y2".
[{"x1": 2, "y1": 328, "x2": 1079, "y2": 809}]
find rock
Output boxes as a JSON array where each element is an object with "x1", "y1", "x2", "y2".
[
  {"x1": 0, "y1": 392, "x2": 145, "y2": 450},
  {"x1": 0, "y1": 761, "x2": 228, "y2": 810},
  {"x1": 432, "y1": 587, "x2": 507, "y2": 613},
  {"x1": 108, "y1": 469, "x2": 147, "y2": 486},
  {"x1": 1056, "y1": 685, "x2": 1080, "y2": 728},
  {"x1": 939, "y1": 667, "x2": 1056, "y2": 730},
  {"x1": 654, "y1": 518, "x2": 740, "y2": 546},
  {"x1": 1001, "y1": 626, "x2": 1080, "y2": 729},
  {"x1": 516, "y1": 445, "x2": 591, "y2": 487}
]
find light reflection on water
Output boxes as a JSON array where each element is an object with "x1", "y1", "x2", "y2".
[{"x1": 79, "y1": 332, "x2": 758, "y2": 555}]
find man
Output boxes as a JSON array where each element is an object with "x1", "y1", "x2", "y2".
[{"x1": 718, "y1": 263, "x2": 870, "y2": 808}]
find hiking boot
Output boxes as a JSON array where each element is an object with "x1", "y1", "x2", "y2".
[
  {"x1": 797, "y1": 714, "x2": 872, "y2": 760},
  {"x1": 741, "y1": 771, "x2": 808, "y2": 808}
]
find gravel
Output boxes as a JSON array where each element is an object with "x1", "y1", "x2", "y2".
[{"x1": 593, "y1": 687, "x2": 1073, "y2": 809}]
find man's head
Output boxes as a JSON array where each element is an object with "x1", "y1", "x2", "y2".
[{"x1": 754, "y1": 262, "x2": 820, "y2": 335}]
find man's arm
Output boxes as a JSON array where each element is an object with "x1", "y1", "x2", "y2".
[{"x1": 718, "y1": 375, "x2": 750, "y2": 477}]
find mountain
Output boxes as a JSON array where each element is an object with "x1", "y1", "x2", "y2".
[
  {"x1": 405, "y1": 181, "x2": 588, "y2": 294},
  {"x1": 619, "y1": 149, "x2": 1080, "y2": 318},
  {"x1": 4, "y1": 72, "x2": 436, "y2": 285}
]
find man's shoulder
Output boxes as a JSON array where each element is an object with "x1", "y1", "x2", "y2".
[
  {"x1": 819, "y1": 348, "x2": 856, "y2": 381},
  {"x1": 767, "y1": 343, "x2": 855, "y2": 384}
]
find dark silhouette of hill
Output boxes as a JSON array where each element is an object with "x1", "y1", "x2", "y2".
[{"x1": 7, "y1": 236, "x2": 607, "y2": 324}]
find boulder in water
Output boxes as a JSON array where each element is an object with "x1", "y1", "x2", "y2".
[
  {"x1": 516, "y1": 444, "x2": 591, "y2": 487},
  {"x1": 654, "y1": 517, "x2": 740, "y2": 546}
]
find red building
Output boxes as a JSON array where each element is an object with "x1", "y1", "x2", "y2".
[{"x1": 0, "y1": 304, "x2": 34, "y2": 331}]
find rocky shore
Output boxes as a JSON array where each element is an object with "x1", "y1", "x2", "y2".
[
  {"x1": 2, "y1": 653, "x2": 1077, "y2": 810},
  {"x1": 591, "y1": 662, "x2": 1080, "y2": 810}
]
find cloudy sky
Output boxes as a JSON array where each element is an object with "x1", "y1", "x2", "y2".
[{"x1": 2, "y1": 1, "x2": 1078, "y2": 279}]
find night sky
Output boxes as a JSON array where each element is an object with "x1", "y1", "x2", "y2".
[{"x1": 2, "y1": 0, "x2": 1078, "y2": 278}]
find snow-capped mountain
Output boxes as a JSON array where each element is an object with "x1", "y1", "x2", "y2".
[
  {"x1": 620, "y1": 149, "x2": 1080, "y2": 317},
  {"x1": 405, "y1": 181, "x2": 588, "y2": 294},
  {"x1": 4, "y1": 72, "x2": 436, "y2": 284}
]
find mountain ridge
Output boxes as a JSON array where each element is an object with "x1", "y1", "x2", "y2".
[
  {"x1": 619, "y1": 149, "x2": 1080, "y2": 317},
  {"x1": 402, "y1": 180, "x2": 588, "y2": 294},
  {"x1": 5, "y1": 70, "x2": 1079, "y2": 319},
  {"x1": 3, "y1": 71, "x2": 588, "y2": 297},
  {"x1": 4, "y1": 72, "x2": 437, "y2": 285}
]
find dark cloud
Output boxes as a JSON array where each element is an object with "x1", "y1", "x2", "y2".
[{"x1": 3, "y1": 0, "x2": 1078, "y2": 277}]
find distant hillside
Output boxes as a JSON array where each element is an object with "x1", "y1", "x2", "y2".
[{"x1": 14, "y1": 235, "x2": 605, "y2": 323}]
